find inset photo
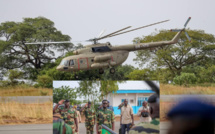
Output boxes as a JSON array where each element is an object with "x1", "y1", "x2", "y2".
[{"x1": 53, "y1": 81, "x2": 160, "y2": 134}]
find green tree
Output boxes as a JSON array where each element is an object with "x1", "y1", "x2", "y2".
[
  {"x1": 76, "y1": 81, "x2": 119, "y2": 102},
  {"x1": 36, "y1": 75, "x2": 53, "y2": 88},
  {"x1": 0, "y1": 17, "x2": 75, "y2": 78},
  {"x1": 134, "y1": 30, "x2": 215, "y2": 78},
  {"x1": 3, "y1": 69, "x2": 24, "y2": 86},
  {"x1": 53, "y1": 86, "x2": 77, "y2": 104}
]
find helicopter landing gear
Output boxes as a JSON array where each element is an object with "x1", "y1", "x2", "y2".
[
  {"x1": 110, "y1": 68, "x2": 115, "y2": 74},
  {"x1": 74, "y1": 73, "x2": 79, "y2": 79},
  {"x1": 99, "y1": 68, "x2": 104, "y2": 74}
]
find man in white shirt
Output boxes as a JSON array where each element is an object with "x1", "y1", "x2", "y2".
[
  {"x1": 120, "y1": 99, "x2": 134, "y2": 134},
  {"x1": 137, "y1": 101, "x2": 152, "y2": 123}
]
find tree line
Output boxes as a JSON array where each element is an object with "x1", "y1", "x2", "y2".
[{"x1": 0, "y1": 17, "x2": 214, "y2": 88}]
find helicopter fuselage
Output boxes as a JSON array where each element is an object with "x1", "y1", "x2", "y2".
[{"x1": 56, "y1": 49, "x2": 129, "y2": 72}]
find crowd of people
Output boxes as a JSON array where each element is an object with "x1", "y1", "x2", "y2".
[{"x1": 53, "y1": 93, "x2": 159, "y2": 134}]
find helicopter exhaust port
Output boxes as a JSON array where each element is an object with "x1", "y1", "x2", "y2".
[{"x1": 73, "y1": 50, "x2": 78, "y2": 55}]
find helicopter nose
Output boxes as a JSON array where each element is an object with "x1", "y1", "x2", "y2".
[{"x1": 56, "y1": 65, "x2": 62, "y2": 70}]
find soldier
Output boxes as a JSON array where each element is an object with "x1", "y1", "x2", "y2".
[
  {"x1": 80, "y1": 101, "x2": 96, "y2": 134},
  {"x1": 129, "y1": 94, "x2": 160, "y2": 134},
  {"x1": 96, "y1": 99, "x2": 115, "y2": 134},
  {"x1": 53, "y1": 113, "x2": 73, "y2": 134},
  {"x1": 53, "y1": 99, "x2": 79, "y2": 134}
]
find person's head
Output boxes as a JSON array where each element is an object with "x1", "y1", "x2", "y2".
[
  {"x1": 142, "y1": 101, "x2": 148, "y2": 107},
  {"x1": 102, "y1": 99, "x2": 108, "y2": 109},
  {"x1": 64, "y1": 99, "x2": 70, "y2": 107},
  {"x1": 148, "y1": 93, "x2": 159, "y2": 119},
  {"x1": 167, "y1": 99, "x2": 215, "y2": 134},
  {"x1": 124, "y1": 99, "x2": 128, "y2": 106},
  {"x1": 88, "y1": 101, "x2": 91, "y2": 108},
  {"x1": 73, "y1": 105, "x2": 77, "y2": 109}
]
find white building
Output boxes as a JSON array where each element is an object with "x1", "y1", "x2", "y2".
[{"x1": 106, "y1": 81, "x2": 159, "y2": 115}]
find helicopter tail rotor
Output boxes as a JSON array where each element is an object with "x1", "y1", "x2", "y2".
[{"x1": 170, "y1": 17, "x2": 191, "y2": 42}]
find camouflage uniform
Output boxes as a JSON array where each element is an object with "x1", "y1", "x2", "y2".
[
  {"x1": 129, "y1": 118, "x2": 160, "y2": 134},
  {"x1": 83, "y1": 107, "x2": 96, "y2": 134},
  {"x1": 55, "y1": 107, "x2": 78, "y2": 134},
  {"x1": 53, "y1": 113, "x2": 73, "y2": 134},
  {"x1": 96, "y1": 108, "x2": 115, "y2": 133}
]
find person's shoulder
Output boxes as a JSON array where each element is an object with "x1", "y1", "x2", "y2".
[{"x1": 129, "y1": 121, "x2": 159, "y2": 134}]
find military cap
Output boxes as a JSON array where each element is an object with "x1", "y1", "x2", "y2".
[
  {"x1": 167, "y1": 98, "x2": 215, "y2": 120},
  {"x1": 64, "y1": 99, "x2": 70, "y2": 102}
]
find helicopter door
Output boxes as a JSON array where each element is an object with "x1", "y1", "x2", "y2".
[{"x1": 78, "y1": 58, "x2": 89, "y2": 70}]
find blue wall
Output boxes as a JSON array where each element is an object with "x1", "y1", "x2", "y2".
[{"x1": 113, "y1": 106, "x2": 141, "y2": 115}]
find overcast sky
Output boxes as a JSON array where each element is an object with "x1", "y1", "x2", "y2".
[{"x1": 1, "y1": 0, "x2": 215, "y2": 67}]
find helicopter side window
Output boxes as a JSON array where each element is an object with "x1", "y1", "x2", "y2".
[
  {"x1": 70, "y1": 60, "x2": 74, "y2": 66},
  {"x1": 60, "y1": 59, "x2": 69, "y2": 66},
  {"x1": 92, "y1": 46, "x2": 111, "y2": 53}
]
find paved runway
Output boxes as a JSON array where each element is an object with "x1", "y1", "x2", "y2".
[
  {"x1": 0, "y1": 96, "x2": 52, "y2": 103},
  {"x1": 160, "y1": 95, "x2": 215, "y2": 102},
  {"x1": 0, "y1": 124, "x2": 52, "y2": 134},
  {"x1": 160, "y1": 122, "x2": 171, "y2": 134}
]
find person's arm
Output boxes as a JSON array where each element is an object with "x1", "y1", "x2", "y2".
[
  {"x1": 75, "y1": 118, "x2": 78, "y2": 132},
  {"x1": 80, "y1": 103, "x2": 87, "y2": 112},
  {"x1": 111, "y1": 111, "x2": 115, "y2": 131},
  {"x1": 118, "y1": 102, "x2": 124, "y2": 109},
  {"x1": 53, "y1": 100, "x2": 64, "y2": 113},
  {"x1": 130, "y1": 106, "x2": 134, "y2": 125},
  {"x1": 74, "y1": 110, "x2": 78, "y2": 132},
  {"x1": 96, "y1": 111, "x2": 99, "y2": 134},
  {"x1": 137, "y1": 107, "x2": 141, "y2": 117},
  {"x1": 77, "y1": 111, "x2": 81, "y2": 123}
]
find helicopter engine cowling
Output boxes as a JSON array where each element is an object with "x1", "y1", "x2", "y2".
[{"x1": 94, "y1": 55, "x2": 111, "y2": 62}]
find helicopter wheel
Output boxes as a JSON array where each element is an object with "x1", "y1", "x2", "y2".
[
  {"x1": 110, "y1": 68, "x2": 115, "y2": 74},
  {"x1": 99, "y1": 68, "x2": 104, "y2": 74},
  {"x1": 74, "y1": 74, "x2": 79, "y2": 79}
]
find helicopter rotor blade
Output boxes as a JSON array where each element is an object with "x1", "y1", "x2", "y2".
[
  {"x1": 184, "y1": 17, "x2": 191, "y2": 28},
  {"x1": 97, "y1": 19, "x2": 169, "y2": 40},
  {"x1": 185, "y1": 31, "x2": 191, "y2": 42},
  {"x1": 25, "y1": 41, "x2": 72, "y2": 45},
  {"x1": 97, "y1": 29, "x2": 106, "y2": 38},
  {"x1": 96, "y1": 26, "x2": 132, "y2": 40}
]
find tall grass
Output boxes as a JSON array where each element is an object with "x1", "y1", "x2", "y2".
[
  {"x1": 0, "y1": 101, "x2": 52, "y2": 124},
  {"x1": 160, "y1": 84, "x2": 215, "y2": 95},
  {"x1": 0, "y1": 85, "x2": 52, "y2": 96}
]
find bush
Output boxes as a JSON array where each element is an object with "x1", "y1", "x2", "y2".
[
  {"x1": 36, "y1": 75, "x2": 53, "y2": 88},
  {"x1": 173, "y1": 73, "x2": 197, "y2": 86}
]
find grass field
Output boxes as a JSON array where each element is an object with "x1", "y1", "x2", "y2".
[
  {"x1": 0, "y1": 101, "x2": 52, "y2": 125},
  {"x1": 160, "y1": 83, "x2": 215, "y2": 95},
  {"x1": 0, "y1": 85, "x2": 52, "y2": 96}
]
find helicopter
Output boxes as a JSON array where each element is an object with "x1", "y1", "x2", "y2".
[{"x1": 26, "y1": 17, "x2": 191, "y2": 77}]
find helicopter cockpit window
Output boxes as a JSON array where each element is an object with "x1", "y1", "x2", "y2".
[
  {"x1": 70, "y1": 60, "x2": 74, "y2": 66},
  {"x1": 92, "y1": 46, "x2": 111, "y2": 53},
  {"x1": 60, "y1": 59, "x2": 69, "y2": 66}
]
